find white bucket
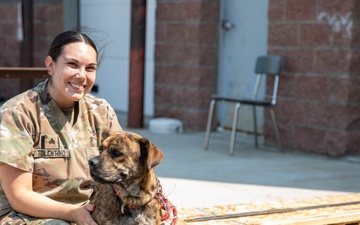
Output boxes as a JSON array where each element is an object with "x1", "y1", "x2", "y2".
[{"x1": 149, "y1": 117, "x2": 183, "y2": 134}]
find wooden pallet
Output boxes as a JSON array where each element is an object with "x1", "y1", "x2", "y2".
[{"x1": 176, "y1": 193, "x2": 360, "y2": 225}]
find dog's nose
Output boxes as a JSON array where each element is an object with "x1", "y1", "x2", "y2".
[{"x1": 89, "y1": 158, "x2": 99, "y2": 168}]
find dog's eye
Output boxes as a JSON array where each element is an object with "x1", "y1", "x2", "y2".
[
  {"x1": 109, "y1": 145, "x2": 123, "y2": 158},
  {"x1": 110, "y1": 151, "x2": 123, "y2": 158},
  {"x1": 99, "y1": 144, "x2": 105, "y2": 153}
]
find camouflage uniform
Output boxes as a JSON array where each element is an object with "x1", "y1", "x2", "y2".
[{"x1": 0, "y1": 79, "x2": 122, "y2": 224}]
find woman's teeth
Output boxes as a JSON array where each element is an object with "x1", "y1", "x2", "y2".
[{"x1": 70, "y1": 83, "x2": 84, "y2": 89}]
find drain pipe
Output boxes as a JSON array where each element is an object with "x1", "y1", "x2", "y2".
[
  {"x1": 128, "y1": 0, "x2": 147, "y2": 128},
  {"x1": 20, "y1": 0, "x2": 34, "y2": 92}
]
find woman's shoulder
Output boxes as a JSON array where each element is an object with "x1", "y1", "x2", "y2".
[
  {"x1": 0, "y1": 82, "x2": 46, "y2": 112},
  {"x1": 82, "y1": 93, "x2": 112, "y2": 108}
]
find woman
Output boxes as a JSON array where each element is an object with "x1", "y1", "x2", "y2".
[{"x1": 0, "y1": 30, "x2": 122, "y2": 224}]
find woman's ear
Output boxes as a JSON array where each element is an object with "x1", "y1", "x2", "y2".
[{"x1": 45, "y1": 56, "x2": 55, "y2": 76}]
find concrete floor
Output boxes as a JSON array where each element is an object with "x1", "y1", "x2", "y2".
[{"x1": 125, "y1": 126, "x2": 360, "y2": 208}]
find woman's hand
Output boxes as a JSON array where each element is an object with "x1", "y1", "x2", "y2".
[
  {"x1": 0, "y1": 163, "x2": 97, "y2": 224},
  {"x1": 69, "y1": 204, "x2": 97, "y2": 225}
]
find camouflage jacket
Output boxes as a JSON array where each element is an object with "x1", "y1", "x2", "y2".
[{"x1": 0, "y1": 80, "x2": 122, "y2": 216}]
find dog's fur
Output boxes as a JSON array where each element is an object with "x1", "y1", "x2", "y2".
[{"x1": 88, "y1": 130, "x2": 164, "y2": 225}]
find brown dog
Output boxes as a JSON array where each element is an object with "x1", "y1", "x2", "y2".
[{"x1": 88, "y1": 130, "x2": 171, "y2": 225}]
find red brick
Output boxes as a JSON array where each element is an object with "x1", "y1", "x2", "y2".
[
  {"x1": 154, "y1": 66, "x2": 178, "y2": 85},
  {"x1": 277, "y1": 74, "x2": 297, "y2": 98},
  {"x1": 176, "y1": 46, "x2": 217, "y2": 66},
  {"x1": 282, "y1": 49, "x2": 315, "y2": 73},
  {"x1": 195, "y1": 23, "x2": 218, "y2": 44},
  {"x1": 285, "y1": 0, "x2": 316, "y2": 21},
  {"x1": 326, "y1": 130, "x2": 360, "y2": 156},
  {"x1": 319, "y1": 0, "x2": 356, "y2": 14},
  {"x1": 268, "y1": 24, "x2": 298, "y2": 47},
  {"x1": 183, "y1": 109, "x2": 209, "y2": 131},
  {"x1": 315, "y1": 50, "x2": 351, "y2": 74},
  {"x1": 269, "y1": 0, "x2": 285, "y2": 22},
  {"x1": 326, "y1": 130, "x2": 348, "y2": 156},
  {"x1": 154, "y1": 84, "x2": 175, "y2": 105},
  {"x1": 178, "y1": 1, "x2": 218, "y2": 22},
  {"x1": 175, "y1": 87, "x2": 213, "y2": 109},
  {"x1": 154, "y1": 44, "x2": 178, "y2": 65},
  {"x1": 264, "y1": 119, "x2": 292, "y2": 147},
  {"x1": 155, "y1": 23, "x2": 167, "y2": 42},
  {"x1": 329, "y1": 77, "x2": 360, "y2": 102},
  {"x1": 346, "y1": 131, "x2": 360, "y2": 154},
  {"x1": 349, "y1": 50, "x2": 360, "y2": 75},
  {"x1": 279, "y1": 100, "x2": 312, "y2": 125},
  {"x1": 0, "y1": 22, "x2": 17, "y2": 38},
  {"x1": 0, "y1": 3, "x2": 17, "y2": 20},
  {"x1": 294, "y1": 126, "x2": 327, "y2": 153},
  {"x1": 156, "y1": 22, "x2": 217, "y2": 45},
  {"x1": 174, "y1": 67, "x2": 217, "y2": 87},
  {"x1": 312, "y1": 104, "x2": 360, "y2": 129},
  {"x1": 156, "y1": 2, "x2": 178, "y2": 21},
  {"x1": 300, "y1": 24, "x2": 332, "y2": 47},
  {"x1": 35, "y1": 4, "x2": 63, "y2": 21},
  {"x1": 296, "y1": 75, "x2": 328, "y2": 100}
]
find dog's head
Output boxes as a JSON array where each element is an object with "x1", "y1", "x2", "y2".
[{"x1": 88, "y1": 130, "x2": 164, "y2": 185}]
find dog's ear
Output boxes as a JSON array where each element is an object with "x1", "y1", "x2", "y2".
[
  {"x1": 101, "y1": 128, "x2": 112, "y2": 140},
  {"x1": 139, "y1": 138, "x2": 164, "y2": 169}
]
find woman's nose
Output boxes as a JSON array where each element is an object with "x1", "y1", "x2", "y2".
[{"x1": 76, "y1": 68, "x2": 86, "y2": 79}]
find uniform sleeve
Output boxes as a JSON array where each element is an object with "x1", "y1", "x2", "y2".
[
  {"x1": 0, "y1": 108, "x2": 35, "y2": 172},
  {"x1": 104, "y1": 100, "x2": 122, "y2": 133}
]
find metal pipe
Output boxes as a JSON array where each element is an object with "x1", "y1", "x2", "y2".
[
  {"x1": 20, "y1": 0, "x2": 34, "y2": 92},
  {"x1": 128, "y1": 0, "x2": 147, "y2": 128}
]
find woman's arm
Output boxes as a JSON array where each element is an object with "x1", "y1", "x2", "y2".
[{"x1": 0, "y1": 163, "x2": 97, "y2": 225}]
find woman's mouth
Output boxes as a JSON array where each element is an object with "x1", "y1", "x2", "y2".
[{"x1": 69, "y1": 82, "x2": 85, "y2": 90}]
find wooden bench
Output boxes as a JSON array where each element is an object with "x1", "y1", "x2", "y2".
[
  {"x1": 177, "y1": 193, "x2": 360, "y2": 225},
  {"x1": 0, "y1": 67, "x2": 47, "y2": 102}
]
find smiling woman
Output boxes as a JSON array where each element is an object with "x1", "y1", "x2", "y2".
[{"x1": 0, "y1": 30, "x2": 123, "y2": 225}]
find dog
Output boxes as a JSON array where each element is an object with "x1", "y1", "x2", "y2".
[{"x1": 87, "y1": 130, "x2": 177, "y2": 225}]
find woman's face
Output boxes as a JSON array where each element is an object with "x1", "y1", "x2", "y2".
[{"x1": 45, "y1": 42, "x2": 98, "y2": 109}]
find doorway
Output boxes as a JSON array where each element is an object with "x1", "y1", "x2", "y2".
[{"x1": 217, "y1": 0, "x2": 269, "y2": 133}]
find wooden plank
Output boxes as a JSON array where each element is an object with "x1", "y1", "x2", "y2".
[
  {"x1": 184, "y1": 201, "x2": 360, "y2": 223},
  {"x1": 177, "y1": 193, "x2": 360, "y2": 225},
  {"x1": 0, "y1": 67, "x2": 47, "y2": 79}
]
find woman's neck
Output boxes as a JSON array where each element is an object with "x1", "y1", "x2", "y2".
[{"x1": 47, "y1": 79, "x2": 75, "y2": 109}]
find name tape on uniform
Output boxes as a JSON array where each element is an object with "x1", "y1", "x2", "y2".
[{"x1": 34, "y1": 149, "x2": 70, "y2": 158}]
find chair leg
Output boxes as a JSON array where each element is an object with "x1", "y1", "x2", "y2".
[
  {"x1": 204, "y1": 99, "x2": 216, "y2": 150},
  {"x1": 230, "y1": 102, "x2": 241, "y2": 155},
  {"x1": 253, "y1": 106, "x2": 258, "y2": 148},
  {"x1": 270, "y1": 108, "x2": 283, "y2": 150}
]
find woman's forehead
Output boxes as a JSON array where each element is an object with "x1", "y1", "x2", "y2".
[{"x1": 61, "y1": 42, "x2": 97, "y2": 62}]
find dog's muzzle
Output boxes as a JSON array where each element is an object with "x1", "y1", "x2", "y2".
[{"x1": 88, "y1": 157, "x2": 128, "y2": 183}]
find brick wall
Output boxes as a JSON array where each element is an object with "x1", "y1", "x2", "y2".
[
  {"x1": 266, "y1": 0, "x2": 360, "y2": 156},
  {"x1": 0, "y1": 0, "x2": 62, "y2": 100},
  {"x1": 154, "y1": 0, "x2": 219, "y2": 131}
]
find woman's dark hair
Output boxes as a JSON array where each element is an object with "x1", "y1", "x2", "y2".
[{"x1": 47, "y1": 30, "x2": 98, "y2": 62}]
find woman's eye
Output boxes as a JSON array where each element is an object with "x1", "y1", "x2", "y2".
[
  {"x1": 86, "y1": 66, "x2": 96, "y2": 72},
  {"x1": 68, "y1": 62, "x2": 77, "y2": 67}
]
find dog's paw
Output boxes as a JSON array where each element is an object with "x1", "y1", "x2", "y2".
[{"x1": 79, "y1": 180, "x2": 97, "y2": 190}]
